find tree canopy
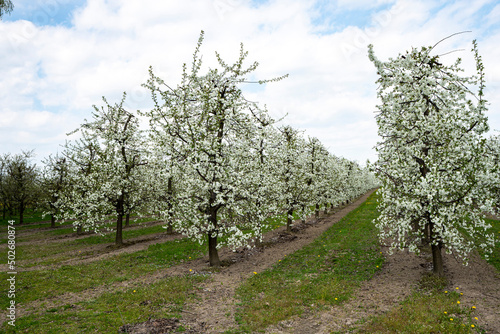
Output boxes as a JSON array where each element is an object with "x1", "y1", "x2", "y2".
[{"x1": 368, "y1": 38, "x2": 495, "y2": 275}]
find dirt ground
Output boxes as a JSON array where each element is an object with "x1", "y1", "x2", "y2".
[{"x1": 16, "y1": 191, "x2": 500, "y2": 333}]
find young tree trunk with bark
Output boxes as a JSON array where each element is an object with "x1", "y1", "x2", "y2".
[
  {"x1": 208, "y1": 232, "x2": 220, "y2": 267},
  {"x1": 116, "y1": 214, "x2": 123, "y2": 246},
  {"x1": 287, "y1": 208, "x2": 293, "y2": 232},
  {"x1": 431, "y1": 237, "x2": 444, "y2": 276}
]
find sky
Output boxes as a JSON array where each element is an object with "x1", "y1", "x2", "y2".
[{"x1": 1, "y1": 0, "x2": 499, "y2": 166}]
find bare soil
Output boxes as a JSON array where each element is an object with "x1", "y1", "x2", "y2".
[{"x1": 14, "y1": 191, "x2": 500, "y2": 333}]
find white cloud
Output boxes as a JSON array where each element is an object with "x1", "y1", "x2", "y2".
[{"x1": 0, "y1": 0, "x2": 499, "y2": 164}]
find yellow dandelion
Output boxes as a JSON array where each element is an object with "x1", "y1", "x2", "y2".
[
  {"x1": 475, "y1": 317, "x2": 478, "y2": 320},
  {"x1": 133, "y1": 290, "x2": 136, "y2": 293},
  {"x1": 444, "y1": 311, "x2": 447, "y2": 314},
  {"x1": 450, "y1": 318, "x2": 453, "y2": 321},
  {"x1": 457, "y1": 301, "x2": 460, "y2": 304},
  {"x1": 335, "y1": 298, "x2": 338, "y2": 300},
  {"x1": 189, "y1": 257, "x2": 191, "y2": 259},
  {"x1": 279, "y1": 260, "x2": 281, "y2": 262},
  {"x1": 456, "y1": 287, "x2": 459, "y2": 290},
  {"x1": 253, "y1": 272, "x2": 257, "y2": 274},
  {"x1": 445, "y1": 291, "x2": 448, "y2": 293},
  {"x1": 376, "y1": 266, "x2": 379, "y2": 268},
  {"x1": 189, "y1": 269, "x2": 192, "y2": 272},
  {"x1": 472, "y1": 306, "x2": 476, "y2": 309},
  {"x1": 460, "y1": 292, "x2": 463, "y2": 295},
  {"x1": 318, "y1": 255, "x2": 320, "y2": 257},
  {"x1": 471, "y1": 325, "x2": 475, "y2": 328}
]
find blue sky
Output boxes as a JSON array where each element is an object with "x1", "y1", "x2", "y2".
[
  {"x1": 1, "y1": 0, "x2": 499, "y2": 165},
  {"x1": 3, "y1": 0, "x2": 87, "y2": 27}
]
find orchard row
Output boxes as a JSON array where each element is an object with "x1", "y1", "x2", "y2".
[
  {"x1": 1, "y1": 32, "x2": 377, "y2": 266},
  {"x1": 369, "y1": 38, "x2": 500, "y2": 274}
]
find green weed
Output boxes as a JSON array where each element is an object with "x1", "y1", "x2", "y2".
[{"x1": 234, "y1": 192, "x2": 384, "y2": 332}]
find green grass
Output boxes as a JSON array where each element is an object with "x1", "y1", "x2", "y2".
[
  {"x1": 0, "y1": 237, "x2": 206, "y2": 307},
  {"x1": 0, "y1": 209, "x2": 49, "y2": 226},
  {"x1": 359, "y1": 274, "x2": 482, "y2": 333},
  {"x1": 0, "y1": 215, "x2": 159, "y2": 242},
  {"x1": 0, "y1": 221, "x2": 168, "y2": 266},
  {"x1": 233, "y1": 192, "x2": 384, "y2": 332},
  {"x1": 1, "y1": 274, "x2": 208, "y2": 333}
]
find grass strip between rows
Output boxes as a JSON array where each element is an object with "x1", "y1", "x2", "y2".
[
  {"x1": 0, "y1": 237, "x2": 206, "y2": 308},
  {"x1": 232, "y1": 191, "x2": 384, "y2": 332},
  {"x1": 1, "y1": 222, "x2": 169, "y2": 266},
  {"x1": 2, "y1": 275, "x2": 208, "y2": 333}
]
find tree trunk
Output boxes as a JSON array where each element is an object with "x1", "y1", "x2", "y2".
[
  {"x1": 115, "y1": 194, "x2": 125, "y2": 245},
  {"x1": 207, "y1": 204, "x2": 220, "y2": 267},
  {"x1": 125, "y1": 213, "x2": 130, "y2": 228},
  {"x1": 428, "y1": 218, "x2": 444, "y2": 276},
  {"x1": 76, "y1": 224, "x2": 83, "y2": 235},
  {"x1": 315, "y1": 204, "x2": 320, "y2": 219},
  {"x1": 431, "y1": 242, "x2": 444, "y2": 276},
  {"x1": 51, "y1": 214, "x2": 56, "y2": 228},
  {"x1": 116, "y1": 214, "x2": 123, "y2": 246},
  {"x1": 287, "y1": 208, "x2": 293, "y2": 232},
  {"x1": 166, "y1": 221, "x2": 173, "y2": 235},
  {"x1": 208, "y1": 231, "x2": 220, "y2": 267},
  {"x1": 324, "y1": 203, "x2": 328, "y2": 215}
]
